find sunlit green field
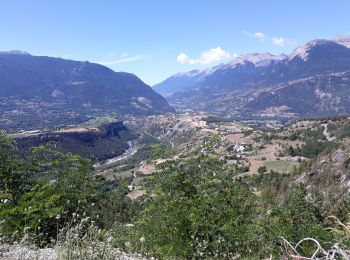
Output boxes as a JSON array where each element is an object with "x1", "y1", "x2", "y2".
[{"x1": 264, "y1": 160, "x2": 299, "y2": 173}]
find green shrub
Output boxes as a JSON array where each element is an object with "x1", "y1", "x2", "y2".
[
  {"x1": 129, "y1": 155, "x2": 262, "y2": 258},
  {"x1": 258, "y1": 166, "x2": 267, "y2": 174}
]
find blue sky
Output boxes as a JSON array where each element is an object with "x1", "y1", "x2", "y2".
[{"x1": 0, "y1": 0, "x2": 349, "y2": 85}]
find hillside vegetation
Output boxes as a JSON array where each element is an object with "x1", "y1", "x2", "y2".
[{"x1": 1, "y1": 116, "x2": 350, "y2": 259}]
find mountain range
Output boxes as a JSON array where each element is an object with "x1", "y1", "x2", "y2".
[
  {"x1": 1, "y1": 35, "x2": 350, "y2": 132},
  {"x1": 0, "y1": 52, "x2": 173, "y2": 131},
  {"x1": 154, "y1": 35, "x2": 350, "y2": 120}
]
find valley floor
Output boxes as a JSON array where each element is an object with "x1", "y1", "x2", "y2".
[
  {"x1": 92, "y1": 114, "x2": 320, "y2": 199},
  {"x1": 3, "y1": 113, "x2": 350, "y2": 259}
]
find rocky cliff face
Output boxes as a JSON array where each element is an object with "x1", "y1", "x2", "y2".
[
  {"x1": 295, "y1": 144, "x2": 350, "y2": 214},
  {"x1": 16, "y1": 121, "x2": 127, "y2": 145},
  {"x1": 15, "y1": 121, "x2": 136, "y2": 161}
]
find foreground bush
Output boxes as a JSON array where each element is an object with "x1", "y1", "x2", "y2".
[
  {"x1": 0, "y1": 132, "x2": 138, "y2": 247},
  {"x1": 0, "y1": 132, "x2": 347, "y2": 259}
]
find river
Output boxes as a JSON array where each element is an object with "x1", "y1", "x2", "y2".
[{"x1": 93, "y1": 141, "x2": 137, "y2": 168}]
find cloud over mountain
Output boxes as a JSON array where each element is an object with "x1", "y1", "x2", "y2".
[
  {"x1": 177, "y1": 47, "x2": 231, "y2": 64},
  {"x1": 242, "y1": 31, "x2": 266, "y2": 41}
]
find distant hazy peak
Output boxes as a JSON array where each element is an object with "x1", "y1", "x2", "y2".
[
  {"x1": 173, "y1": 69, "x2": 202, "y2": 78},
  {"x1": 227, "y1": 52, "x2": 287, "y2": 68},
  {"x1": 0, "y1": 50, "x2": 31, "y2": 55},
  {"x1": 173, "y1": 63, "x2": 224, "y2": 78}
]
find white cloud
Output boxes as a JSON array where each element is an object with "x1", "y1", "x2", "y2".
[
  {"x1": 242, "y1": 31, "x2": 266, "y2": 41},
  {"x1": 177, "y1": 47, "x2": 231, "y2": 64},
  {"x1": 253, "y1": 32, "x2": 266, "y2": 41},
  {"x1": 272, "y1": 37, "x2": 286, "y2": 46},
  {"x1": 242, "y1": 31, "x2": 295, "y2": 47},
  {"x1": 177, "y1": 53, "x2": 190, "y2": 64},
  {"x1": 272, "y1": 37, "x2": 295, "y2": 46},
  {"x1": 97, "y1": 55, "x2": 145, "y2": 65}
]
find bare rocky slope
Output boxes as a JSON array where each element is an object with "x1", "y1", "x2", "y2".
[{"x1": 296, "y1": 143, "x2": 350, "y2": 214}]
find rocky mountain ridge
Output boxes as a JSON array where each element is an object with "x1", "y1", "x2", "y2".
[
  {"x1": 156, "y1": 36, "x2": 350, "y2": 120},
  {"x1": 0, "y1": 52, "x2": 174, "y2": 131}
]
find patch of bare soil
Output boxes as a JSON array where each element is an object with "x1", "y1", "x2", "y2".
[{"x1": 127, "y1": 190, "x2": 146, "y2": 201}]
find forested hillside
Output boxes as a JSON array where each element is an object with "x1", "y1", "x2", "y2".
[{"x1": 1, "y1": 116, "x2": 350, "y2": 259}]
